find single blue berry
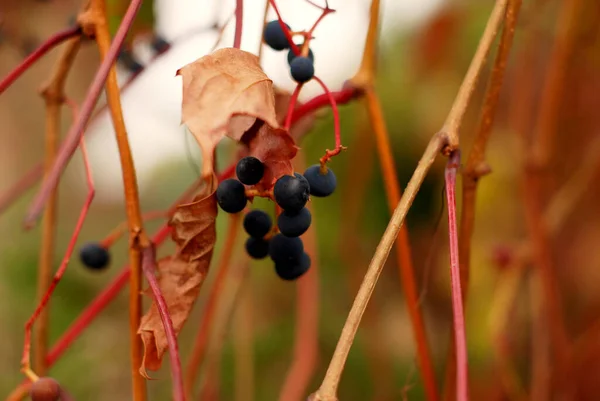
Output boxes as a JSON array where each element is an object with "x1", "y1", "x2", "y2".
[
  {"x1": 236, "y1": 156, "x2": 264, "y2": 185},
  {"x1": 303, "y1": 165, "x2": 337, "y2": 197},
  {"x1": 216, "y1": 179, "x2": 247, "y2": 213},
  {"x1": 277, "y1": 207, "x2": 311, "y2": 237},
  {"x1": 274, "y1": 174, "x2": 310, "y2": 213},
  {"x1": 80, "y1": 243, "x2": 110, "y2": 270},
  {"x1": 287, "y1": 44, "x2": 314, "y2": 65},
  {"x1": 275, "y1": 253, "x2": 311, "y2": 281},
  {"x1": 268, "y1": 234, "x2": 304, "y2": 264},
  {"x1": 290, "y1": 56, "x2": 314, "y2": 83},
  {"x1": 245, "y1": 237, "x2": 270, "y2": 259},
  {"x1": 244, "y1": 210, "x2": 272, "y2": 238},
  {"x1": 264, "y1": 21, "x2": 291, "y2": 51}
]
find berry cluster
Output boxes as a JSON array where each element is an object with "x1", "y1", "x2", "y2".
[
  {"x1": 217, "y1": 157, "x2": 337, "y2": 280},
  {"x1": 263, "y1": 21, "x2": 315, "y2": 84}
]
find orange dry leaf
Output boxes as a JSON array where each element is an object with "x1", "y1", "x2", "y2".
[
  {"x1": 177, "y1": 47, "x2": 281, "y2": 178},
  {"x1": 138, "y1": 182, "x2": 218, "y2": 376}
]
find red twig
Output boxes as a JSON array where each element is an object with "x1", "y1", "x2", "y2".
[
  {"x1": 303, "y1": 0, "x2": 330, "y2": 11},
  {"x1": 0, "y1": 164, "x2": 43, "y2": 215},
  {"x1": 21, "y1": 137, "x2": 95, "y2": 371},
  {"x1": 233, "y1": 0, "x2": 243, "y2": 49},
  {"x1": 312, "y1": 76, "x2": 343, "y2": 166},
  {"x1": 285, "y1": 84, "x2": 304, "y2": 131},
  {"x1": 0, "y1": 26, "x2": 81, "y2": 96},
  {"x1": 445, "y1": 150, "x2": 468, "y2": 401},
  {"x1": 25, "y1": 0, "x2": 144, "y2": 227},
  {"x1": 142, "y1": 247, "x2": 186, "y2": 401},
  {"x1": 306, "y1": 5, "x2": 334, "y2": 39},
  {"x1": 267, "y1": 0, "x2": 301, "y2": 55},
  {"x1": 0, "y1": 86, "x2": 352, "y2": 219},
  {"x1": 291, "y1": 87, "x2": 359, "y2": 125}
]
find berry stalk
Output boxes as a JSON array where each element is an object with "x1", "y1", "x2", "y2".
[{"x1": 313, "y1": 76, "x2": 343, "y2": 167}]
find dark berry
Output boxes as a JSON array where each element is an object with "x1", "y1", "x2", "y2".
[
  {"x1": 243, "y1": 210, "x2": 272, "y2": 238},
  {"x1": 236, "y1": 156, "x2": 264, "y2": 185},
  {"x1": 264, "y1": 21, "x2": 291, "y2": 51},
  {"x1": 303, "y1": 164, "x2": 337, "y2": 197},
  {"x1": 290, "y1": 56, "x2": 314, "y2": 83},
  {"x1": 287, "y1": 44, "x2": 314, "y2": 65},
  {"x1": 151, "y1": 35, "x2": 171, "y2": 54},
  {"x1": 80, "y1": 243, "x2": 110, "y2": 270},
  {"x1": 294, "y1": 172, "x2": 309, "y2": 186},
  {"x1": 275, "y1": 253, "x2": 311, "y2": 281},
  {"x1": 277, "y1": 207, "x2": 311, "y2": 237},
  {"x1": 245, "y1": 237, "x2": 270, "y2": 259},
  {"x1": 216, "y1": 179, "x2": 247, "y2": 213},
  {"x1": 268, "y1": 234, "x2": 304, "y2": 264},
  {"x1": 274, "y1": 175, "x2": 310, "y2": 213},
  {"x1": 30, "y1": 377, "x2": 60, "y2": 401},
  {"x1": 117, "y1": 50, "x2": 144, "y2": 74}
]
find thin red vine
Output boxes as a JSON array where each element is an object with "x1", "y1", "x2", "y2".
[{"x1": 445, "y1": 150, "x2": 468, "y2": 401}]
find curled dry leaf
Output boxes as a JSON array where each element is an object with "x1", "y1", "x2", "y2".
[
  {"x1": 138, "y1": 180, "x2": 218, "y2": 376},
  {"x1": 178, "y1": 47, "x2": 284, "y2": 178}
]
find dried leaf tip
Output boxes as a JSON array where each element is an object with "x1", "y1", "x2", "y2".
[{"x1": 138, "y1": 182, "x2": 218, "y2": 375}]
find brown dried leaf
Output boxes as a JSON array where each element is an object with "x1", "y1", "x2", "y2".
[
  {"x1": 138, "y1": 183, "x2": 218, "y2": 376},
  {"x1": 177, "y1": 48, "x2": 280, "y2": 177}
]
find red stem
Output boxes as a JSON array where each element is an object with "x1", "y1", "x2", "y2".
[
  {"x1": 306, "y1": 6, "x2": 334, "y2": 39},
  {"x1": 21, "y1": 139, "x2": 95, "y2": 368},
  {"x1": 142, "y1": 247, "x2": 186, "y2": 401},
  {"x1": 0, "y1": 164, "x2": 43, "y2": 215},
  {"x1": 312, "y1": 76, "x2": 342, "y2": 164},
  {"x1": 0, "y1": 26, "x2": 81, "y2": 96},
  {"x1": 233, "y1": 0, "x2": 243, "y2": 49},
  {"x1": 25, "y1": 0, "x2": 144, "y2": 227},
  {"x1": 284, "y1": 84, "x2": 304, "y2": 131},
  {"x1": 290, "y1": 87, "x2": 358, "y2": 125},
  {"x1": 267, "y1": 0, "x2": 301, "y2": 55},
  {"x1": 445, "y1": 150, "x2": 468, "y2": 401}
]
